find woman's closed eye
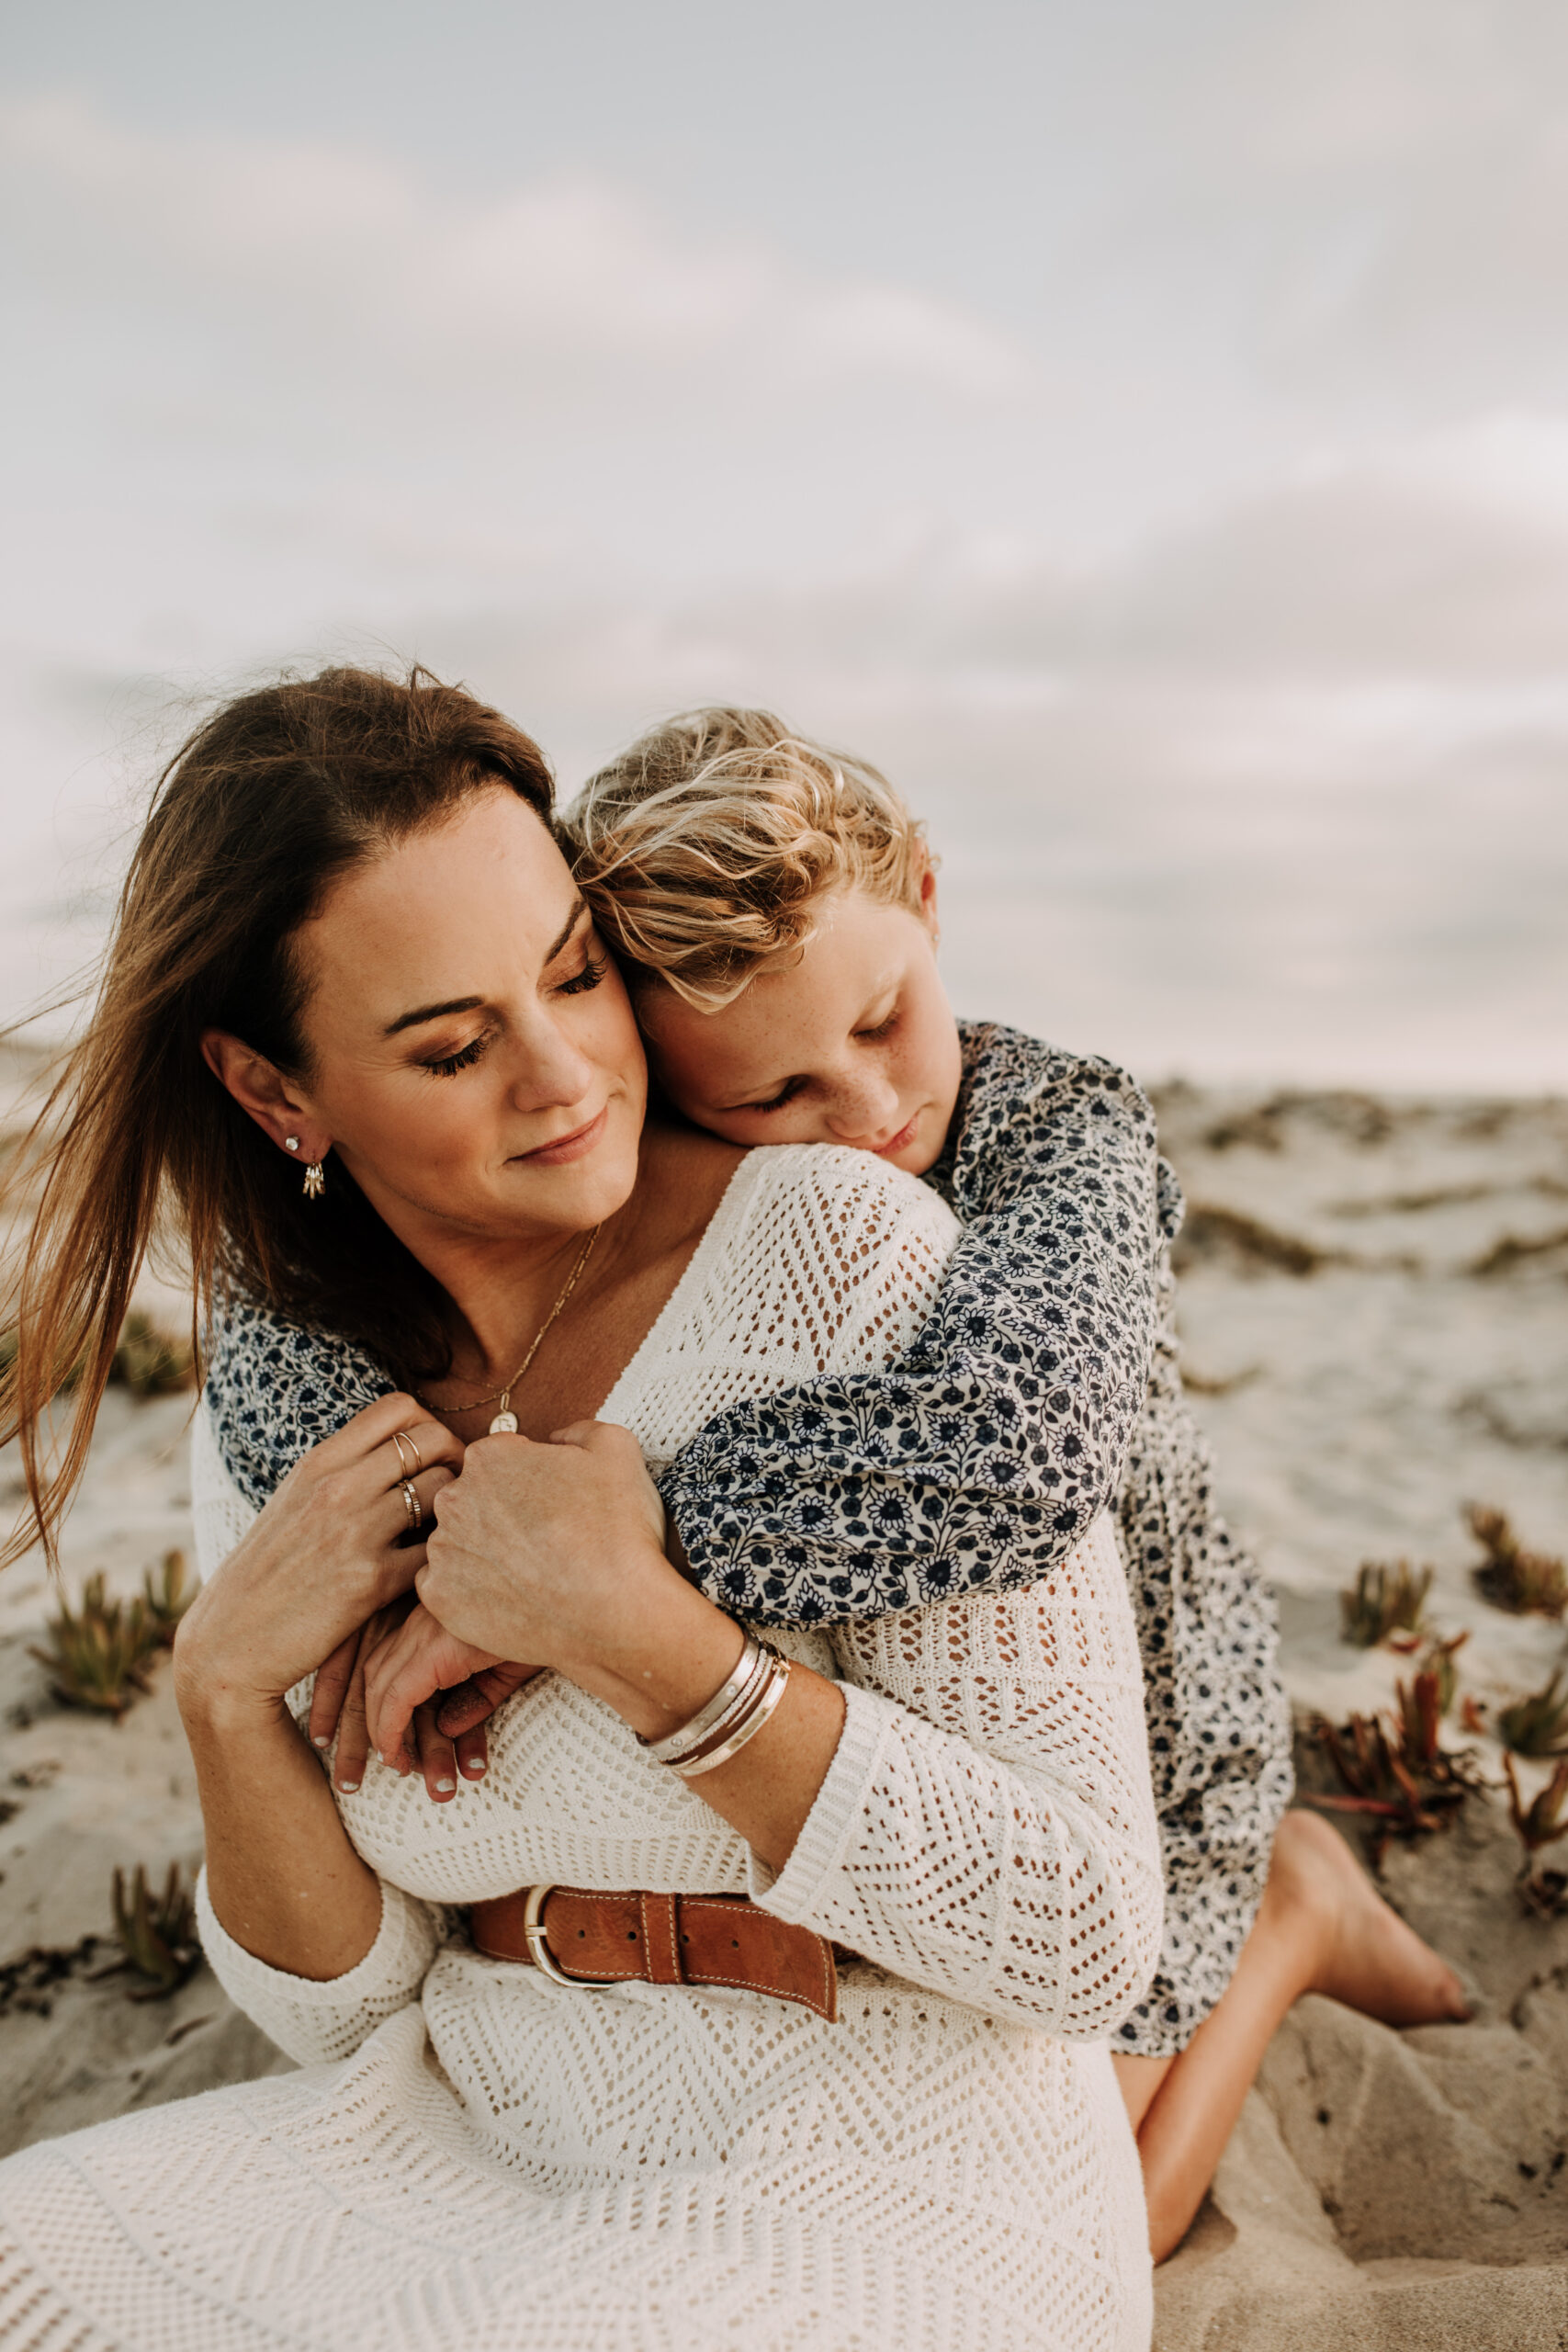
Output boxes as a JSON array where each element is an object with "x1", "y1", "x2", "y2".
[
  {"x1": 418, "y1": 954, "x2": 607, "y2": 1077},
  {"x1": 557, "y1": 950, "x2": 608, "y2": 998},
  {"x1": 421, "y1": 1035, "x2": 490, "y2": 1079}
]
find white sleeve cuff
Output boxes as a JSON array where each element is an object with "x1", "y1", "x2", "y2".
[
  {"x1": 196, "y1": 1867, "x2": 438, "y2": 2064},
  {"x1": 747, "y1": 1680, "x2": 897, "y2": 1918}
]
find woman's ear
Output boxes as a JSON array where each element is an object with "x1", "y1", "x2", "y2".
[{"x1": 200, "y1": 1029, "x2": 328, "y2": 1161}]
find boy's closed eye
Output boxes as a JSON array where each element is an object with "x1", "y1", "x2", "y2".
[{"x1": 636, "y1": 888, "x2": 963, "y2": 1178}]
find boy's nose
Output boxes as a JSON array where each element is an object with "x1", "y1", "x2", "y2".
[{"x1": 825, "y1": 1074, "x2": 902, "y2": 1146}]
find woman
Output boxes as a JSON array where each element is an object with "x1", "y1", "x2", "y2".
[
  {"x1": 0, "y1": 668, "x2": 1161, "y2": 2352},
  {"x1": 204, "y1": 701, "x2": 1465, "y2": 2262}
]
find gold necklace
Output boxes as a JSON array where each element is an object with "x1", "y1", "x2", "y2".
[{"x1": 419, "y1": 1224, "x2": 602, "y2": 1436}]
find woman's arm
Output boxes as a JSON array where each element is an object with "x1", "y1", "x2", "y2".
[
  {"x1": 367, "y1": 1423, "x2": 850, "y2": 1871},
  {"x1": 175, "y1": 1395, "x2": 459, "y2": 1984},
  {"x1": 771, "y1": 1515, "x2": 1163, "y2": 2036}
]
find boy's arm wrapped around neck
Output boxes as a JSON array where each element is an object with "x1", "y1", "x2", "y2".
[{"x1": 663, "y1": 1022, "x2": 1166, "y2": 1627}]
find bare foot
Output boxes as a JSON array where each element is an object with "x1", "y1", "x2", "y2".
[{"x1": 1268, "y1": 1809, "x2": 1471, "y2": 2027}]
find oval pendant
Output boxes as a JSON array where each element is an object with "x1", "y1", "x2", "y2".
[{"x1": 489, "y1": 1409, "x2": 520, "y2": 1435}]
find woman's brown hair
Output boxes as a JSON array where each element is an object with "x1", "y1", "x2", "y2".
[{"x1": 0, "y1": 664, "x2": 554, "y2": 1567}]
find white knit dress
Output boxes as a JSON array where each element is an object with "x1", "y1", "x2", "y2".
[{"x1": 0, "y1": 1146, "x2": 1161, "y2": 2352}]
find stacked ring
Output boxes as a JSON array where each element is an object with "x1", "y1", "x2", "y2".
[
  {"x1": 390, "y1": 1430, "x2": 423, "y2": 1476},
  {"x1": 398, "y1": 1478, "x2": 423, "y2": 1532}
]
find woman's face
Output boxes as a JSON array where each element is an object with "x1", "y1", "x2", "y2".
[{"x1": 280, "y1": 789, "x2": 647, "y2": 1248}]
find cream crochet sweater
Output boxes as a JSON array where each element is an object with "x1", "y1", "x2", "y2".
[{"x1": 0, "y1": 1145, "x2": 1160, "y2": 2352}]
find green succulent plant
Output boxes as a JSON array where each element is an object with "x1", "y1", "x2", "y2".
[
  {"x1": 0, "y1": 1309, "x2": 193, "y2": 1404},
  {"x1": 142, "y1": 1550, "x2": 194, "y2": 1648},
  {"x1": 1339, "y1": 1560, "x2": 1433, "y2": 1648},
  {"x1": 1468, "y1": 1503, "x2": 1567, "y2": 1619},
  {"x1": 111, "y1": 1863, "x2": 199, "y2": 1998},
  {"x1": 1310, "y1": 1668, "x2": 1482, "y2": 1860},
  {"x1": 108, "y1": 1312, "x2": 196, "y2": 1400},
  {"x1": 28, "y1": 1553, "x2": 193, "y2": 1717},
  {"x1": 1503, "y1": 1755, "x2": 1568, "y2": 1917},
  {"x1": 29, "y1": 1574, "x2": 157, "y2": 1716},
  {"x1": 1497, "y1": 1668, "x2": 1568, "y2": 1758},
  {"x1": 1418, "y1": 1630, "x2": 1469, "y2": 1717}
]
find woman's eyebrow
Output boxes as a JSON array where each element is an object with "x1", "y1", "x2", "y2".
[
  {"x1": 545, "y1": 899, "x2": 591, "y2": 964},
  {"x1": 384, "y1": 994, "x2": 483, "y2": 1037},
  {"x1": 382, "y1": 903, "x2": 590, "y2": 1036}
]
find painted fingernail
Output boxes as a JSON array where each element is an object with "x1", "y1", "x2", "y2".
[
  {"x1": 375, "y1": 1750, "x2": 384, "y2": 1765},
  {"x1": 312, "y1": 1734, "x2": 330, "y2": 1748},
  {"x1": 463, "y1": 1758, "x2": 487, "y2": 1776},
  {"x1": 434, "y1": 1776, "x2": 456, "y2": 1793},
  {"x1": 338, "y1": 1779, "x2": 360, "y2": 1792}
]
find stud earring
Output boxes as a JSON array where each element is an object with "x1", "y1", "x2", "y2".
[
  {"x1": 285, "y1": 1136, "x2": 300, "y2": 1152},
  {"x1": 302, "y1": 1158, "x2": 327, "y2": 1201}
]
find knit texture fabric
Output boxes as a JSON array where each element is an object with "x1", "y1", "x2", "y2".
[{"x1": 0, "y1": 1144, "x2": 1158, "y2": 2352}]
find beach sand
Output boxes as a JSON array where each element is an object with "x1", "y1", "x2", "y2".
[{"x1": 3, "y1": 1060, "x2": 1567, "y2": 2342}]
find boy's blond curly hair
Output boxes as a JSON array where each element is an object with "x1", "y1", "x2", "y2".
[{"x1": 562, "y1": 707, "x2": 930, "y2": 1010}]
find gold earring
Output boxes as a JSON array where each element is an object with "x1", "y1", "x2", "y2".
[{"x1": 302, "y1": 1159, "x2": 326, "y2": 1201}]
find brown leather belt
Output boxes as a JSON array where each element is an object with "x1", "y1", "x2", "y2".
[{"x1": 469, "y1": 1886, "x2": 838, "y2": 2024}]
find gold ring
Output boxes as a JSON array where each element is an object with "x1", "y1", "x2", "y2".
[
  {"x1": 391, "y1": 1430, "x2": 423, "y2": 1476},
  {"x1": 398, "y1": 1477, "x2": 423, "y2": 1532}
]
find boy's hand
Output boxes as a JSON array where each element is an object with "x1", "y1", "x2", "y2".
[
  {"x1": 434, "y1": 1662, "x2": 541, "y2": 1738},
  {"x1": 364, "y1": 1604, "x2": 544, "y2": 1782},
  {"x1": 308, "y1": 1606, "x2": 525, "y2": 1798}
]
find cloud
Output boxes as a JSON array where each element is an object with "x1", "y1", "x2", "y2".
[
  {"x1": 1062, "y1": 2, "x2": 1568, "y2": 412},
  {"x1": 4, "y1": 70, "x2": 1568, "y2": 1085},
  {"x1": 0, "y1": 94, "x2": 1032, "y2": 401}
]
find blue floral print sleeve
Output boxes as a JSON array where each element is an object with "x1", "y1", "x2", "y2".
[{"x1": 660, "y1": 1024, "x2": 1162, "y2": 1622}]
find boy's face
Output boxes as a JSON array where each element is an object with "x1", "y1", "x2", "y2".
[{"x1": 637, "y1": 874, "x2": 963, "y2": 1176}]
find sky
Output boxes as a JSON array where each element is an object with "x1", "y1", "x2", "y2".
[{"x1": 4, "y1": 0, "x2": 1568, "y2": 1087}]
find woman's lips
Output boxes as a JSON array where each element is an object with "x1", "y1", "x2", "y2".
[{"x1": 510, "y1": 1106, "x2": 608, "y2": 1167}]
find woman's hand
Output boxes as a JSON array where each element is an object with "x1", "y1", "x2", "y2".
[
  {"x1": 175, "y1": 1393, "x2": 463, "y2": 1728},
  {"x1": 414, "y1": 1416, "x2": 847, "y2": 1872},
  {"x1": 413, "y1": 1420, "x2": 676, "y2": 1689}
]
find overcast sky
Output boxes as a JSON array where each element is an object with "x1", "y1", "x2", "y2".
[{"x1": 5, "y1": 0, "x2": 1568, "y2": 1084}]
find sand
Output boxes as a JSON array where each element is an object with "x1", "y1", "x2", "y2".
[{"x1": 3, "y1": 1068, "x2": 1568, "y2": 2341}]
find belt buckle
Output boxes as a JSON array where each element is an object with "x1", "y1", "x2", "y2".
[{"x1": 522, "y1": 1883, "x2": 615, "y2": 1991}]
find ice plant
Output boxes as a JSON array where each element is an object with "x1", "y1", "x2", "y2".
[
  {"x1": 1339, "y1": 1560, "x2": 1433, "y2": 1648},
  {"x1": 1468, "y1": 1504, "x2": 1567, "y2": 1619},
  {"x1": 1309, "y1": 1668, "x2": 1480, "y2": 1860},
  {"x1": 1419, "y1": 1631, "x2": 1469, "y2": 1717},
  {"x1": 109, "y1": 1863, "x2": 199, "y2": 1999},
  {"x1": 1503, "y1": 1756, "x2": 1568, "y2": 1917},
  {"x1": 142, "y1": 1549, "x2": 194, "y2": 1649},
  {"x1": 1497, "y1": 1668, "x2": 1568, "y2": 1758},
  {"x1": 107, "y1": 1311, "x2": 196, "y2": 1400},
  {"x1": 29, "y1": 1573, "x2": 157, "y2": 1716}
]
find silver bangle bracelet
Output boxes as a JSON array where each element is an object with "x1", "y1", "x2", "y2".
[
  {"x1": 671, "y1": 1651, "x2": 792, "y2": 1778},
  {"x1": 639, "y1": 1630, "x2": 761, "y2": 1766},
  {"x1": 658, "y1": 1641, "x2": 773, "y2": 1773}
]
